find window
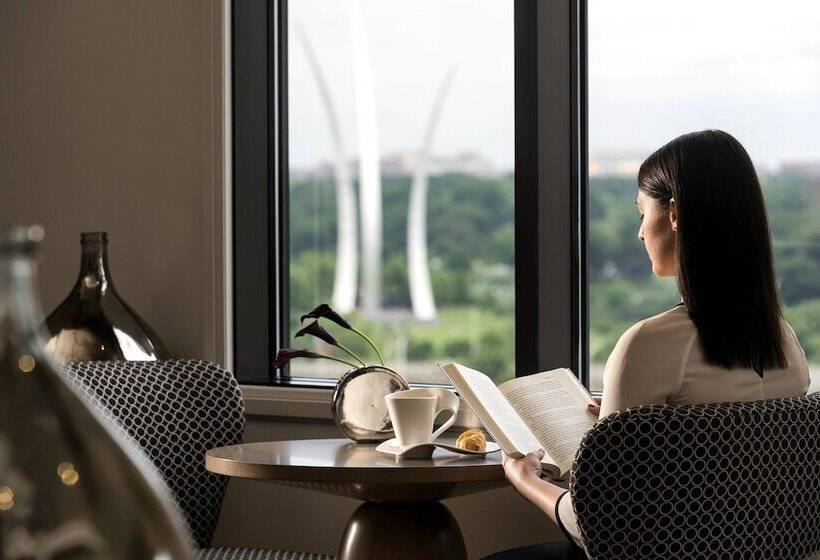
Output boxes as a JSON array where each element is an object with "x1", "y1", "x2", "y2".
[
  {"x1": 233, "y1": 1, "x2": 585, "y2": 387},
  {"x1": 287, "y1": 1, "x2": 515, "y2": 385},
  {"x1": 588, "y1": 0, "x2": 820, "y2": 391}
]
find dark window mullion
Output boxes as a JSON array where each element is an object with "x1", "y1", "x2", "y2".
[
  {"x1": 572, "y1": 0, "x2": 589, "y2": 385},
  {"x1": 269, "y1": 0, "x2": 290, "y2": 384},
  {"x1": 513, "y1": 0, "x2": 540, "y2": 377},
  {"x1": 514, "y1": 0, "x2": 583, "y2": 379},
  {"x1": 233, "y1": 0, "x2": 273, "y2": 385}
]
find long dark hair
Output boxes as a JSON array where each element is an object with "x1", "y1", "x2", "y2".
[{"x1": 638, "y1": 129, "x2": 786, "y2": 373}]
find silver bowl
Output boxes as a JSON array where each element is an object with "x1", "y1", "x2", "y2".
[{"x1": 331, "y1": 365, "x2": 410, "y2": 442}]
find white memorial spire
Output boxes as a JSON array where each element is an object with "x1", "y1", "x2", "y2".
[
  {"x1": 294, "y1": 26, "x2": 358, "y2": 313},
  {"x1": 408, "y1": 68, "x2": 456, "y2": 320},
  {"x1": 348, "y1": 0, "x2": 382, "y2": 314}
]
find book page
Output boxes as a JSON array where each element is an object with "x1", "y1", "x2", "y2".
[
  {"x1": 500, "y1": 369, "x2": 597, "y2": 475},
  {"x1": 439, "y1": 363, "x2": 544, "y2": 459}
]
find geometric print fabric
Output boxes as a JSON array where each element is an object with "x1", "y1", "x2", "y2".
[
  {"x1": 196, "y1": 548, "x2": 336, "y2": 560},
  {"x1": 61, "y1": 359, "x2": 246, "y2": 548},
  {"x1": 571, "y1": 393, "x2": 820, "y2": 559}
]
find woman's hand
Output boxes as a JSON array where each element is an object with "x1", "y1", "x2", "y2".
[
  {"x1": 502, "y1": 449, "x2": 545, "y2": 491},
  {"x1": 587, "y1": 397, "x2": 602, "y2": 417},
  {"x1": 502, "y1": 450, "x2": 567, "y2": 526}
]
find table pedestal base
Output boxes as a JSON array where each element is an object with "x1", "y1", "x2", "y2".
[{"x1": 339, "y1": 501, "x2": 467, "y2": 560}]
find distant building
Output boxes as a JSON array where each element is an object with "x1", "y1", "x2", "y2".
[
  {"x1": 779, "y1": 161, "x2": 820, "y2": 177},
  {"x1": 290, "y1": 162, "x2": 336, "y2": 183},
  {"x1": 291, "y1": 151, "x2": 503, "y2": 182},
  {"x1": 381, "y1": 151, "x2": 502, "y2": 179},
  {"x1": 589, "y1": 148, "x2": 648, "y2": 178}
]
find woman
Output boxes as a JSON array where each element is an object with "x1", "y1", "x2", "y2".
[{"x1": 484, "y1": 130, "x2": 810, "y2": 559}]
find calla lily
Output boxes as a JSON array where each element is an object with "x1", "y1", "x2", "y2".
[
  {"x1": 301, "y1": 303, "x2": 351, "y2": 329},
  {"x1": 295, "y1": 320, "x2": 366, "y2": 366},
  {"x1": 273, "y1": 348, "x2": 357, "y2": 370},
  {"x1": 295, "y1": 320, "x2": 338, "y2": 346},
  {"x1": 299, "y1": 303, "x2": 384, "y2": 365}
]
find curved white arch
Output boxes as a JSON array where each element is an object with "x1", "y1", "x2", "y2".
[
  {"x1": 294, "y1": 25, "x2": 358, "y2": 313},
  {"x1": 348, "y1": 0, "x2": 382, "y2": 314},
  {"x1": 408, "y1": 68, "x2": 456, "y2": 321}
]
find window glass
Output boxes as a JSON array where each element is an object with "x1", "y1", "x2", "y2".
[
  {"x1": 288, "y1": 0, "x2": 514, "y2": 384},
  {"x1": 588, "y1": 0, "x2": 820, "y2": 391}
]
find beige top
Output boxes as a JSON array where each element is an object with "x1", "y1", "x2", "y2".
[{"x1": 558, "y1": 304, "x2": 810, "y2": 550}]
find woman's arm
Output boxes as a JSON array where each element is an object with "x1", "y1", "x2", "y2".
[
  {"x1": 502, "y1": 397, "x2": 602, "y2": 523},
  {"x1": 501, "y1": 450, "x2": 567, "y2": 526}
]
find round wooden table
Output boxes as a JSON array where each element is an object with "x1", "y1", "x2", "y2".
[{"x1": 206, "y1": 438, "x2": 507, "y2": 560}]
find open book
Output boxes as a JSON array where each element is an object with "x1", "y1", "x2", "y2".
[{"x1": 438, "y1": 362, "x2": 598, "y2": 480}]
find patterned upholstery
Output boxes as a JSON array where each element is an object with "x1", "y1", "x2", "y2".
[
  {"x1": 61, "y1": 359, "x2": 245, "y2": 548},
  {"x1": 196, "y1": 548, "x2": 335, "y2": 560},
  {"x1": 570, "y1": 393, "x2": 820, "y2": 559},
  {"x1": 61, "y1": 360, "x2": 337, "y2": 559}
]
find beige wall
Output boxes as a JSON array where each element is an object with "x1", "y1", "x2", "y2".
[
  {"x1": 0, "y1": 3, "x2": 561, "y2": 557},
  {"x1": 0, "y1": 0, "x2": 227, "y2": 361}
]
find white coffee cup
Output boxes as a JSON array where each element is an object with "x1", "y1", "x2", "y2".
[{"x1": 385, "y1": 388, "x2": 459, "y2": 447}]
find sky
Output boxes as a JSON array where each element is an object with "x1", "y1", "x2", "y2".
[
  {"x1": 288, "y1": 0, "x2": 820, "y2": 172},
  {"x1": 288, "y1": 0, "x2": 514, "y2": 170},
  {"x1": 590, "y1": 0, "x2": 820, "y2": 170}
]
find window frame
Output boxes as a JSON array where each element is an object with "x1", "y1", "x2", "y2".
[{"x1": 232, "y1": 0, "x2": 589, "y2": 388}]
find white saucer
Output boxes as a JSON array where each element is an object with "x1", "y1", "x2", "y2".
[{"x1": 375, "y1": 438, "x2": 501, "y2": 459}]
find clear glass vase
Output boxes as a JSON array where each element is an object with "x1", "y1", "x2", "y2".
[
  {"x1": 44, "y1": 232, "x2": 169, "y2": 362},
  {"x1": 0, "y1": 226, "x2": 192, "y2": 559}
]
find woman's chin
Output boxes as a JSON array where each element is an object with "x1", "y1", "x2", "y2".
[{"x1": 651, "y1": 264, "x2": 675, "y2": 278}]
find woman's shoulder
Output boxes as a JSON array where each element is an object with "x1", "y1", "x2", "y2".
[
  {"x1": 608, "y1": 305, "x2": 698, "y2": 375},
  {"x1": 620, "y1": 304, "x2": 696, "y2": 347},
  {"x1": 780, "y1": 319, "x2": 810, "y2": 368},
  {"x1": 618, "y1": 308, "x2": 806, "y2": 370},
  {"x1": 602, "y1": 305, "x2": 698, "y2": 409}
]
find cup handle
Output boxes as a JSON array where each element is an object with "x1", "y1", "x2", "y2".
[{"x1": 431, "y1": 402, "x2": 458, "y2": 441}]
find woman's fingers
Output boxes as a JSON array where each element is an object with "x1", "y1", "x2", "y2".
[{"x1": 587, "y1": 402, "x2": 601, "y2": 416}]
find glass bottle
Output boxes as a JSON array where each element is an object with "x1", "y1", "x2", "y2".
[
  {"x1": 0, "y1": 225, "x2": 192, "y2": 559},
  {"x1": 45, "y1": 232, "x2": 169, "y2": 362}
]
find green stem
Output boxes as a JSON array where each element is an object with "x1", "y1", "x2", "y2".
[
  {"x1": 350, "y1": 326, "x2": 384, "y2": 365},
  {"x1": 311, "y1": 354, "x2": 358, "y2": 369},
  {"x1": 335, "y1": 342, "x2": 367, "y2": 366}
]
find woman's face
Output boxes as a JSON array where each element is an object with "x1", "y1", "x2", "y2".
[{"x1": 636, "y1": 190, "x2": 677, "y2": 277}]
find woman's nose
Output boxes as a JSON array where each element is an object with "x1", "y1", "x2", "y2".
[{"x1": 638, "y1": 224, "x2": 644, "y2": 242}]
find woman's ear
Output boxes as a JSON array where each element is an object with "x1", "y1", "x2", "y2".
[{"x1": 669, "y1": 197, "x2": 678, "y2": 232}]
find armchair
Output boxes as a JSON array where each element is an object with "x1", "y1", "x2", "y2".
[
  {"x1": 61, "y1": 359, "x2": 334, "y2": 560},
  {"x1": 571, "y1": 394, "x2": 820, "y2": 559}
]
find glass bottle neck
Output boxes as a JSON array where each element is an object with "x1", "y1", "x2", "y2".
[
  {"x1": 0, "y1": 243, "x2": 47, "y2": 341},
  {"x1": 78, "y1": 233, "x2": 112, "y2": 289}
]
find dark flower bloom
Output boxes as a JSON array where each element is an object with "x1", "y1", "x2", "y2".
[
  {"x1": 300, "y1": 303, "x2": 352, "y2": 329},
  {"x1": 273, "y1": 348, "x2": 357, "y2": 370},
  {"x1": 295, "y1": 320, "x2": 338, "y2": 346},
  {"x1": 296, "y1": 303, "x2": 383, "y2": 366},
  {"x1": 273, "y1": 348, "x2": 324, "y2": 369}
]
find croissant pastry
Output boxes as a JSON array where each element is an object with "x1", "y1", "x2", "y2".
[{"x1": 456, "y1": 428, "x2": 487, "y2": 451}]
